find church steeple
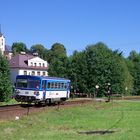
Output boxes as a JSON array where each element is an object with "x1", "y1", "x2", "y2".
[
  {"x1": 0, "y1": 24, "x2": 2, "y2": 36},
  {"x1": 0, "y1": 25, "x2": 5, "y2": 54}
]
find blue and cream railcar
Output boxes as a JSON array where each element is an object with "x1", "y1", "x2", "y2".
[{"x1": 14, "y1": 75, "x2": 70, "y2": 104}]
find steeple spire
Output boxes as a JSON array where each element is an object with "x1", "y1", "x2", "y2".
[{"x1": 0, "y1": 24, "x2": 2, "y2": 36}]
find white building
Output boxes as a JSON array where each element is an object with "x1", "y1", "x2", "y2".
[
  {"x1": 0, "y1": 31, "x2": 6, "y2": 55},
  {"x1": 0, "y1": 31, "x2": 12, "y2": 59},
  {"x1": 0, "y1": 30, "x2": 48, "y2": 84},
  {"x1": 9, "y1": 53, "x2": 48, "y2": 84}
]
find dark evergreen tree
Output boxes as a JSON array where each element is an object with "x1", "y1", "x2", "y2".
[{"x1": 0, "y1": 52, "x2": 12, "y2": 102}]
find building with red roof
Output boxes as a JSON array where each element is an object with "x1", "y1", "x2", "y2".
[
  {"x1": 9, "y1": 53, "x2": 48, "y2": 84},
  {"x1": 0, "y1": 30, "x2": 48, "y2": 84}
]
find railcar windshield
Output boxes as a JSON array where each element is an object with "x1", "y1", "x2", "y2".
[
  {"x1": 28, "y1": 79, "x2": 41, "y2": 89},
  {"x1": 16, "y1": 78, "x2": 41, "y2": 89},
  {"x1": 16, "y1": 79, "x2": 27, "y2": 88}
]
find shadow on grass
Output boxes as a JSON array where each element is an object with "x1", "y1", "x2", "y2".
[{"x1": 78, "y1": 130, "x2": 116, "y2": 135}]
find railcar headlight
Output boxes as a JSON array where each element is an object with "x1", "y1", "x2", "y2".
[
  {"x1": 34, "y1": 91, "x2": 40, "y2": 96},
  {"x1": 15, "y1": 89, "x2": 20, "y2": 94}
]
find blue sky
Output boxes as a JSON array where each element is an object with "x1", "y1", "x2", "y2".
[{"x1": 0, "y1": 0, "x2": 140, "y2": 56}]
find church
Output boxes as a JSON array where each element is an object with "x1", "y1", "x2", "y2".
[{"x1": 0, "y1": 29, "x2": 12, "y2": 59}]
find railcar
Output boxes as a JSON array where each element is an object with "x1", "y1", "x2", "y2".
[{"x1": 14, "y1": 75, "x2": 70, "y2": 104}]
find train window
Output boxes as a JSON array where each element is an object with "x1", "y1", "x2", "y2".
[
  {"x1": 46, "y1": 81, "x2": 69, "y2": 90},
  {"x1": 51, "y1": 82, "x2": 55, "y2": 89},
  {"x1": 50, "y1": 82, "x2": 53, "y2": 89},
  {"x1": 58, "y1": 83, "x2": 61, "y2": 89},
  {"x1": 61, "y1": 83, "x2": 64, "y2": 89},
  {"x1": 28, "y1": 79, "x2": 40, "y2": 89},
  {"x1": 52, "y1": 83, "x2": 54, "y2": 88},
  {"x1": 16, "y1": 79, "x2": 27, "y2": 88},
  {"x1": 54, "y1": 82, "x2": 57, "y2": 88},
  {"x1": 48, "y1": 82, "x2": 51, "y2": 89},
  {"x1": 64, "y1": 83, "x2": 67, "y2": 89}
]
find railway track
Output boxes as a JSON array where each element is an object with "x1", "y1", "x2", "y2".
[
  {"x1": 0, "y1": 104, "x2": 25, "y2": 112},
  {"x1": 0, "y1": 99, "x2": 93, "y2": 120}
]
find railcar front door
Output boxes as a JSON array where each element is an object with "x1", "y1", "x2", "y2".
[{"x1": 42, "y1": 80, "x2": 47, "y2": 100}]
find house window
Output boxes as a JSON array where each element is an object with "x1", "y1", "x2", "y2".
[
  {"x1": 37, "y1": 71, "x2": 40, "y2": 76},
  {"x1": 31, "y1": 62, "x2": 33, "y2": 66},
  {"x1": 43, "y1": 72, "x2": 46, "y2": 76},
  {"x1": 34, "y1": 63, "x2": 37, "y2": 66},
  {"x1": 31, "y1": 71, "x2": 35, "y2": 76},
  {"x1": 39, "y1": 63, "x2": 41, "y2": 67},
  {"x1": 24, "y1": 71, "x2": 27, "y2": 75},
  {"x1": 43, "y1": 63, "x2": 45, "y2": 67}
]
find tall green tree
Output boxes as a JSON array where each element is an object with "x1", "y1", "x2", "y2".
[
  {"x1": 47, "y1": 43, "x2": 68, "y2": 78},
  {"x1": 67, "y1": 51, "x2": 88, "y2": 93},
  {"x1": 0, "y1": 52, "x2": 12, "y2": 102},
  {"x1": 85, "y1": 42, "x2": 132, "y2": 96},
  {"x1": 12, "y1": 42, "x2": 28, "y2": 55},
  {"x1": 69, "y1": 42, "x2": 132, "y2": 97},
  {"x1": 127, "y1": 51, "x2": 140, "y2": 95}
]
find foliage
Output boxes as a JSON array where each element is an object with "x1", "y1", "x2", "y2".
[
  {"x1": 67, "y1": 51, "x2": 88, "y2": 93},
  {"x1": 5, "y1": 40, "x2": 139, "y2": 97},
  {"x1": 69, "y1": 42, "x2": 132, "y2": 96},
  {"x1": 11, "y1": 42, "x2": 28, "y2": 55},
  {"x1": 127, "y1": 51, "x2": 140, "y2": 95},
  {"x1": 30, "y1": 44, "x2": 47, "y2": 59},
  {"x1": 0, "y1": 99, "x2": 17, "y2": 105},
  {"x1": 47, "y1": 43, "x2": 68, "y2": 78},
  {"x1": 0, "y1": 52, "x2": 12, "y2": 102}
]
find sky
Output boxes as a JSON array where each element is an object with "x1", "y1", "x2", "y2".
[{"x1": 0, "y1": 0, "x2": 140, "y2": 57}]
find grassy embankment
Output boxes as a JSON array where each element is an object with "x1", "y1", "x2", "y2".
[
  {"x1": 0, "y1": 99, "x2": 18, "y2": 106},
  {"x1": 0, "y1": 100, "x2": 140, "y2": 140}
]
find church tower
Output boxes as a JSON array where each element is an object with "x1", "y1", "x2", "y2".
[{"x1": 0, "y1": 25, "x2": 5, "y2": 55}]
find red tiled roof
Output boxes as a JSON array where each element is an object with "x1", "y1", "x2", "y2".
[{"x1": 9, "y1": 54, "x2": 48, "y2": 70}]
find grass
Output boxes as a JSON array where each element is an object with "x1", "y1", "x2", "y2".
[
  {"x1": 0, "y1": 100, "x2": 140, "y2": 140},
  {"x1": 0, "y1": 99, "x2": 18, "y2": 106}
]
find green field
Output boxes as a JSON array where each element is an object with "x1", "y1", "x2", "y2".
[{"x1": 0, "y1": 100, "x2": 140, "y2": 140}]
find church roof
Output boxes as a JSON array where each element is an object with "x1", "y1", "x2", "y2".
[{"x1": 5, "y1": 45, "x2": 12, "y2": 52}]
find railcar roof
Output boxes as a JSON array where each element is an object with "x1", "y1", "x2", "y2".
[{"x1": 16, "y1": 75, "x2": 70, "y2": 81}]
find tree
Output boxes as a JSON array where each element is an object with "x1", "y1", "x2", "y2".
[
  {"x1": 0, "y1": 52, "x2": 12, "y2": 102},
  {"x1": 68, "y1": 42, "x2": 132, "y2": 97},
  {"x1": 12, "y1": 42, "x2": 28, "y2": 55},
  {"x1": 127, "y1": 51, "x2": 140, "y2": 95},
  {"x1": 67, "y1": 51, "x2": 88, "y2": 93},
  {"x1": 84, "y1": 42, "x2": 132, "y2": 97},
  {"x1": 47, "y1": 43, "x2": 68, "y2": 78},
  {"x1": 30, "y1": 44, "x2": 47, "y2": 59}
]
